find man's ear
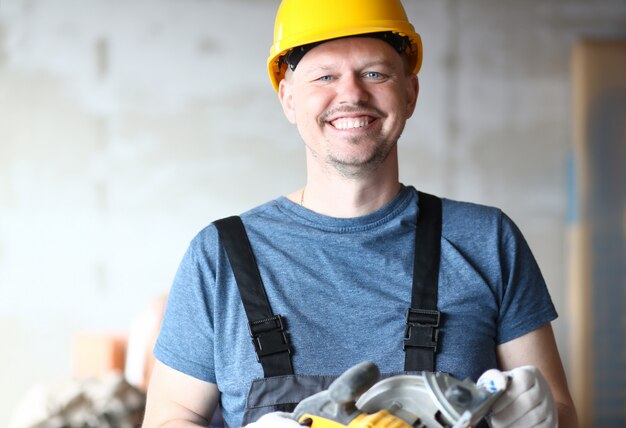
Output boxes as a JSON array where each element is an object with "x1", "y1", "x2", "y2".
[
  {"x1": 278, "y1": 76, "x2": 297, "y2": 124},
  {"x1": 405, "y1": 74, "x2": 419, "y2": 119}
]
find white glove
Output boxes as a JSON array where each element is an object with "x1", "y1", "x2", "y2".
[
  {"x1": 478, "y1": 366, "x2": 557, "y2": 428},
  {"x1": 244, "y1": 411, "x2": 302, "y2": 427}
]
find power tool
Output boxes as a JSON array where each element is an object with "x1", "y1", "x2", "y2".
[{"x1": 292, "y1": 361, "x2": 507, "y2": 428}]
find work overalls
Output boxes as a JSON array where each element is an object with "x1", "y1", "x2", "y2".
[{"x1": 214, "y1": 192, "x2": 442, "y2": 426}]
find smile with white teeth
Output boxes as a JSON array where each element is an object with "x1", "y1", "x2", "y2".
[{"x1": 330, "y1": 116, "x2": 372, "y2": 130}]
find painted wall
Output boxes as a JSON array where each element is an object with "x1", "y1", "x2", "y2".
[{"x1": 1, "y1": 0, "x2": 625, "y2": 424}]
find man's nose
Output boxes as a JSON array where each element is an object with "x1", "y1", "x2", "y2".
[{"x1": 336, "y1": 74, "x2": 369, "y2": 104}]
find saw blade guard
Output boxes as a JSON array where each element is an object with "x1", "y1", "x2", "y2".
[{"x1": 355, "y1": 371, "x2": 505, "y2": 428}]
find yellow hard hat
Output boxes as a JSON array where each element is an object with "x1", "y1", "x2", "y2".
[{"x1": 267, "y1": 0, "x2": 423, "y2": 91}]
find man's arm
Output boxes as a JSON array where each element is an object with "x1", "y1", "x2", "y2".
[
  {"x1": 142, "y1": 360, "x2": 219, "y2": 427},
  {"x1": 496, "y1": 323, "x2": 578, "y2": 427}
]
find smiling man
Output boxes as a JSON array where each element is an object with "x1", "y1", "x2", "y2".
[
  {"x1": 279, "y1": 35, "x2": 418, "y2": 217},
  {"x1": 143, "y1": 1, "x2": 578, "y2": 427},
  {"x1": 281, "y1": 37, "x2": 415, "y2": 171}
]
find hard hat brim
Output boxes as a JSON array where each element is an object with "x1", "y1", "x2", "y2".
[{"x1": 267, "y1": 26, "x2": 422, "y2": 92}]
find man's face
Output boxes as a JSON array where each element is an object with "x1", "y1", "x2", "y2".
[{"x1": 279, "y1": 37, "x2": 418, "y2": 178}]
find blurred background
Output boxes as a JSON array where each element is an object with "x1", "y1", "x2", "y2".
[{"x1": 0, "y1": 0, "x2": 624, "y2": 426}]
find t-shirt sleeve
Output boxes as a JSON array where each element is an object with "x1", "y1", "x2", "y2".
[
  {"x1": 496, "y1": 212, "x2": 558, "y2": 344},
  {"x1": 153, "y1": 230, "x2": 217, "y2": 383}
]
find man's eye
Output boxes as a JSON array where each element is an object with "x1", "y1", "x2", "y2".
[
  {"x1": 316, "y1": 75, "x2": 333, "y2": 82},
  {"x1": 364, "y1": 71, "x2": 385, "y2": 79}
]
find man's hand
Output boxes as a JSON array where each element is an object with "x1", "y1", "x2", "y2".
[
  {"x1": 478, "y1": 365, "x2": 557, "y2": 428},
  {"x1": 244, "y1": 411, "x2": 302, "y2": 427}
]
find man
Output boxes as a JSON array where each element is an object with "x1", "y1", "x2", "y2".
[{"x1": 143, "y1": 1, "x2": 578, "y2": 427}]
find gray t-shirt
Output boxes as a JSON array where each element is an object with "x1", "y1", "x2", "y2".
[{"x1": 155, "y1": 186, "x2": 557, "y2": 427}]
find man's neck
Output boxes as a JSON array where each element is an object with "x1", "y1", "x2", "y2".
[{"x1": 287, "y1": 165, "x2": 401, "y2": 218}]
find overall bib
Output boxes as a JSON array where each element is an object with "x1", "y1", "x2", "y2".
[{"x1": 214, "y1": 192, "x2": 442, "y2": 426}]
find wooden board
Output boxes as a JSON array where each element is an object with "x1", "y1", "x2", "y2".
[{"x1": 570, "y1": 40, "x2": 626, "y2": 428}]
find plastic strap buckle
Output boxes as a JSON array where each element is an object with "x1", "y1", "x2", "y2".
[
  {"x1": 403, "y1": 308, "x2": 440, "y2": 351},
  {"x1": 248, "y1": 315, "x2": 291, "y2": 360}
]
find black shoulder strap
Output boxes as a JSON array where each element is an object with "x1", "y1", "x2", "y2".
[
  {"x1": 214, "y1": 216, "x2": 294, "y2": 377},
  {"x1": 214, "y1": 192, "x2": 441, "y2": 376},
  {"x1": 403, "y1": 191, "x2": 442, "y2": 372}
]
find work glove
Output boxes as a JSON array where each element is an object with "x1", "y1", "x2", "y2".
[
  {"x1": 244, "y1": 411, "x2": 301, "y2": 427},
  {"x1": 478, "y1": 366, "x2": 557, "y2": 428}
]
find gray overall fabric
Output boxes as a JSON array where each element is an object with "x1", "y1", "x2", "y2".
[
  {"x1": 154, "y1": 185, "x2": 557, "y2": 427},
  {"x1": 242, "y1": 374, "x2": 338, "y2": 424}
]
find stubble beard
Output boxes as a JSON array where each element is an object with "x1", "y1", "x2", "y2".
[
  {"x1": 325, "y1": 133, "x2": 399, "y2": 179},
  {"x1": 317, "y1": 103, "x2": 400, "y2": 179}
]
